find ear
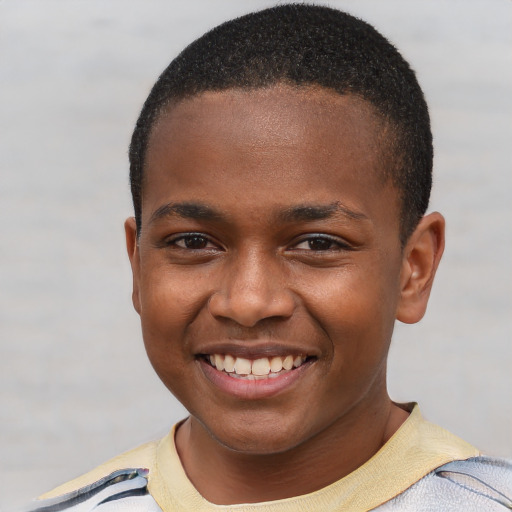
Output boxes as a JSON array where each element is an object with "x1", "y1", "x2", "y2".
[
  {"x1": 396, "y1": 212, "x2": 445, "y2": 324},
  {"x1": 124, "y1": 217, "x2": 142, "y2": 315}
]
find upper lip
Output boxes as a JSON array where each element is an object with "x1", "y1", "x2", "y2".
[{"x1": 194, "y1": 342, "x2": 320, "y2": 360}]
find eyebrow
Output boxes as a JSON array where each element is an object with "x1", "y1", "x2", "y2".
[
  {"x1": 149, "y1": 202, "x2": 225, "y2": 224},
  {"x1": 278, "y1": 202, "x2": 368, "y2": 222},
  {"x1": 148, "y1": 200, "x2": 367, "y2": 226}
]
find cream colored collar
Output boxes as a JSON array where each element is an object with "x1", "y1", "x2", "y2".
[{"x1": 148, "y1": 405, "x2": 479, "y2": 512}]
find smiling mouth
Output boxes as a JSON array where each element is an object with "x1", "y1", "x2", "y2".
[{"x1": 202, "y1": 354, "x2": 314, "y2": 380}]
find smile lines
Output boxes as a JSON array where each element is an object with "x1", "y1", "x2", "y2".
[{"x1": 206, "y1": 354, "x2": 308, "y2": 379}]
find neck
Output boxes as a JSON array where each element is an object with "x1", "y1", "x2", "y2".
[{"x1": 175, "y1": 398, "x2": 409, "y2": 505}]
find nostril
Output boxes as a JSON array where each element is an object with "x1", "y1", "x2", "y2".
[{"x1": 207, "y1": 288, "x2": 295, "y2": 327}]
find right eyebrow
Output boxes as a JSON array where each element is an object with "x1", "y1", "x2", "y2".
[{"x1": 148, "y1": 202, "x2": 225, "y2": 225}]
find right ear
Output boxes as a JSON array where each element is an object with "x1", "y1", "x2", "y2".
[{"x1": 124, "y1": 217, "x2": 141, "y2": 314}]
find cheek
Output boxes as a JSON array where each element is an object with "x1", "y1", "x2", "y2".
[
  {"x1": 139, "y1": 260, "x2": 210, "y2": 326},
  {"x1": 301, "y1": 263, "x2": 399, "y2": 355},
  {"x1": 137, "y1": 266, "x2": 206, "y2": 373}
]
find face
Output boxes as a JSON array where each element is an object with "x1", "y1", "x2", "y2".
[{"x1": 128, "y1": 85, "x2": 407, "y2": 455}]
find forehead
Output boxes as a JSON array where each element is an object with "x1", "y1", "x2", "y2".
[
  {"x1": 143, "y1": 85, "x2": 398, "y2": 228},
  {"x1": 150, "y1": 85, "x2": 387, "y2": 154}
]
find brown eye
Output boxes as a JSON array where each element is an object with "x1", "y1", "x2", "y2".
[
  {"x1": 291, "y1": 234, "x2": 351, "y2": 252},
  {"x1": 168, "y1": 233, "x2": 218, "y2": 250},
  {"x1": 178, "y1": 235, "x2": 210, "y2": 249},
  {"x1": 307, "y1": 238, "x2": 334, "y2": 251}
]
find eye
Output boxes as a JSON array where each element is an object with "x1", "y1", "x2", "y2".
[
  {"x1": 292, "y1": 234, "x2": 350, "y2": 252},
  {"x1": 167, "y1": 233, "x2": 219, "y2": 250}
]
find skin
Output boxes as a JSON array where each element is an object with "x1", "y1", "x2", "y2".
[{"x1": 125, "y1": 84, "x2": 445, "y2": 504}]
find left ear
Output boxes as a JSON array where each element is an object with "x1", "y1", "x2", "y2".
[{"x1": 396, "y1": 212, "x2": 445, "y2": 324}]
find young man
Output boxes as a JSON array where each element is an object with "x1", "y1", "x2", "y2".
[{"x1": 31, "y1": 4, "x2": 511, "y2": 511}]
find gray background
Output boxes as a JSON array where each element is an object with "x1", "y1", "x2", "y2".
[{"x1": 1, "y1": 0, "x2": 511, "y2": 509}]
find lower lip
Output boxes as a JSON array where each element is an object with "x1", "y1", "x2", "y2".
[{"x1": 198, "y1": 359, "x2": 313, "y2": 400}]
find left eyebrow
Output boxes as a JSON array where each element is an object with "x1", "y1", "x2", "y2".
[
  {"x1": 278, "y1": 202, "x2": 368, "y2": 223},
  {"x1": 148, "y1": 201, "x2": 225, "y2": 225}
]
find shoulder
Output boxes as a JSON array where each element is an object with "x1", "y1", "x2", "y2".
[
  {"x1": 374, "y1": 456, "x2": 512, "y2": 511},
  {"x1": 24, "y1": 468, "x2": 162, "y2": 512},
  {"x1": 39, "y1": 438, "x2": 160, "y2": 499}
]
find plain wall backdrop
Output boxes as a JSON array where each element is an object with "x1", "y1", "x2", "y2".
[{"x1": 1, "y1": 0, "x2": 511, "y2": 508}]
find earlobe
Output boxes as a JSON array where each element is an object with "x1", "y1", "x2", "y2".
[
  {"x1": 396, "y1": 212, "x2": 445, "y2": 324},
  {"x1": 124, "y1": 217, "x2": 142, "y2": 315}
]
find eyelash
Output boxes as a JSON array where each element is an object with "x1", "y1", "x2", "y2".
[
  {"x1": 291, "y1": 234, "x2": 351, "y2": 252},
  {"x1": 164, "y1": 233, "x2": 351, "y2": 252},
  {"x1": 165, "y1": 233, "x2": 221, "y2": 251}
]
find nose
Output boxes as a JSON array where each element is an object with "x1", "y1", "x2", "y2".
[{"x1": 208, "y1": 249, "x2": 295, "y2": 327}]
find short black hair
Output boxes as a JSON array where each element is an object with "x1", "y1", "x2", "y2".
[{"x1": 129, "y1": 3, "x2": 432, "y2": 244}]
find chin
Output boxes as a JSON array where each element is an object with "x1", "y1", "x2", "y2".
[{"x1": 205, "y1": 414, "x2": 313, "y2": 456}]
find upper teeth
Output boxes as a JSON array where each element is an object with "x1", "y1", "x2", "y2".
[{"x1": 208, "y1": 354, "x2": 306, "y2": 376}]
